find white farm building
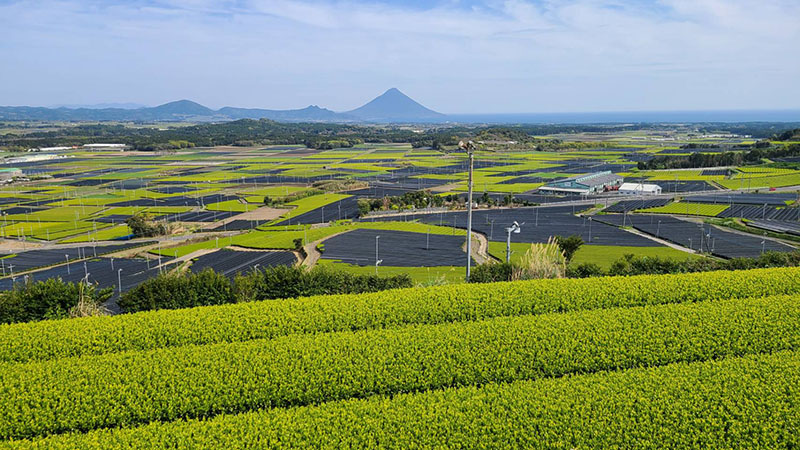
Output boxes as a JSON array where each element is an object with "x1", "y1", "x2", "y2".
[
  {"x1": 538, "y1": 171, "x2": 623, "y2": 195},
  {"x1": 619, "y1": 182, "x2": 662, "y2": 195}
]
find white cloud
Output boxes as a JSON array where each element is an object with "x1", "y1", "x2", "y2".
[{"x1": 0, "y1": 0, "x2": 798, "y2": 112}]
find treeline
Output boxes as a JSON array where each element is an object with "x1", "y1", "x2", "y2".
[
  {"x1": 0, "y1": 119, "x2": 471, "y2": 151},
  {"x1": 357, "y1": 190, "x2": 446, "y2": 215},
  {"x1": 472, "y1": 250, "x2": 800, "y2": 282},
  {"x1": 637, "y1": 143, "x2": 800, "y2": 170},
  {"x1": 0, "y1": 265, "x2": 412, "y2": 324},
  {"x1": 774, "y1": 128, "x2": 800, "y2": 141},
  {"x1": 120, "y1": 265, "x2": 412, "y2": 313}
]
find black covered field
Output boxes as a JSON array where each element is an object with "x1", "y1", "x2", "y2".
[
  {"x1": 272, "y1": 196, "x2": 361, "y2": 226},
  {"x1": 595, "y1": 214, "x2": 794, "y2": 259},
  {"x1": 605, "y1": 198, "x2": 670, "y2": 213},
  {"x1": 190, "y1": 249, "x2": 296, "y2": 277},
  {"x1": 0, "y1": 242, "x2": 151, "y2": 274},
  {"x1": 321, "y1": 229, "x2": 473, "y2": 267},
  {"x1": 0, "y1": 256, "x2": 171, "y2": 312},
  {"x1": 718, "y1": 205, "x2": 800, "y2": 221},
  {"x1": 364, "y1": 206, "x2": 661, "y2": 247},
  {"x1": 684, "y1": 192, "x2": 795, "y2": 206}
]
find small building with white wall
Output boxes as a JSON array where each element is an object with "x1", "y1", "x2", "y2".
[
  {"x1": 619, "y1": 182, "x2": 662, "y2": 195},
  {"x1": 83, "y1": 143, "x2": 127, "y2": 150},
  {"x1": 538, "y1": 171, "x2": 624, "y2": 195}
]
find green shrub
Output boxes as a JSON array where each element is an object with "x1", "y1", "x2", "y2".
[
  {"x1": 469, "y1": 262, "x2": 513, "y2": 283},
  {"x1": 237, "y1": 265, "x2": 412, "y2": 301},
  {"x1": 554, "y1": 235, "x2": 584, "y2": 262},
  {"x1": 119, "y1": 265, "x2": 412, "y2": 313},
  {"x1": 566, "y1": 262, "x2": 605, "y2": 278},
  {"x1": 118, "y1": 269, "x2": 235, "y2": 313},
  {"x1": 0, "y1": 278, "x2": 111, "y2": 324}
]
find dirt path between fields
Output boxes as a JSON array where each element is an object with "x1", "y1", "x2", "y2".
[{"x1": 301, "y1": 230, "x2": 351, "y2": 267}]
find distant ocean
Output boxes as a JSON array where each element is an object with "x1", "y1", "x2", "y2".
[{"x1": 446, "y1": 110, "x2": 800, "y2": 124}]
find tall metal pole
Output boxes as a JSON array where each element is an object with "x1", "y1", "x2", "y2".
[
  {"x1": 506, "y1": 228, "x2": 512, "y2": 263},
  {"x1": 465, "y1": 144, "x2": 474, "y2": 281},
  {"x1": 426, "y1": 227, "x2": 430, "y2": 251},
  {"x1": 375, "y1": 235, "x2": 380, "y2": 276}
]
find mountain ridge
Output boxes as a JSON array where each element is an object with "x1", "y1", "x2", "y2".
[
  {"x1": 0, "y1": 89, "x2": 447, "y2": 123},
  {"x1": 346, "y1": 88, "x2": 445, "y2": 122}
]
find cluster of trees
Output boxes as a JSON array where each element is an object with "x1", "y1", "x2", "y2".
[
  {"x1": 119, "y1": 266, "x2": 413, "y2": 313},
  {"x1": 0, "y1": 119, "x2": 461, "y2": 151},
  {"x1": 774, "y1": 128, "x2": 800, "y2": 141},
  {"x1": 303, "y1": 138, "x2": 364, "y2": 149},
  {"x1": 4, "y1": 120, "x2": 800, "y2": 153},
  {"x1": 126, "y1": 213, "x2": 170, "y2": 238},
  {"x1": 263, "y1": 188, "x2": 323, "y2": 207},
  {"x1": 357, "y1": 190, "x2": 445, "y2": 215},
  {"x1": 638, "y1": 143, "x2": 800, "y2": 170}
]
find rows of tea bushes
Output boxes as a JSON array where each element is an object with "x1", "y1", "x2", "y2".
[
  {"x1": 2, "y1": 295, "x2": 799, "y2": 440},
  {"x1": 2, "y1": 267, "x2": 798, "y2": 364},
  {"x1": 10, "y1": 350, "x2": 799, "y2": 449}
]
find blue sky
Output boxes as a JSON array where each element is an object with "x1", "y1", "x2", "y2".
[{"x1": 0, "y1": 0, "x2": 798, "y2": 113}]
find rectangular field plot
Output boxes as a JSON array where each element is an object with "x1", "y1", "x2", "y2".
[
  {"x1": 190, "y1": 249, "x2": 297, "y2": 277},
  {"x1": 595, "y1": 214, "x2": 795, "y2": 258},
  {"x1": 0, "y1": 242, "x2": 152, "y2": 274},
  {"x1": 320, "y1": 229, "x2": 473, "y2": 267},
  {"x1": 570, "y1": 245, "x2": 700, "y2": 269},
  {"x1": 271, "y1": 195, "x2": 359, "y2": 226},
  {"x1": 604, "y1": 198, "x2": 670, "y2": 213},
  {"x1": 364, "y1": 206, "x2": 661, "y2": 247},
  {"x1": 718, "y1": 205, "x2": 800, "y2": 221},
  {"x1": 683, "y1": 193, "x2": 795, "y2": 206},
  {"x1": 637, "y1": 202, "x2": 729, "y2": 217},
  {"x1": 748, "y1": 220, "x2": 800, "y2": 236}
]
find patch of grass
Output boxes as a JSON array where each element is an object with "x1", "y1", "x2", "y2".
[
  {"x1": 206, "y1": 199, "x2": 256, "y2": 213},
  {"x1": 570, "y1": 245, "x2": 700, "y2": 269},
  {"x1": 269, "y1": 193, "x2": 352, "y2": 225},
  {"x1": 638, "y1": 202, "x2": 729, "y2": 217},
  {"x1": 61, "y1": 225, "x2": 132, "y2": 243},
  {"x1": 316, "y1": 259, "x2": 465, "y2": 283},
  {"x1": 487, "y1": 241, "x2": 531, "y2": 264}
]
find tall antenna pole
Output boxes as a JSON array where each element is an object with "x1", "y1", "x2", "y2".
[{"x1": 460, "y1": 140, "x2": 476, "y2": 281}]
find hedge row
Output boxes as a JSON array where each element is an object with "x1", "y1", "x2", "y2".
[
  {"x1": 10, "y1": 350, "x2": 799, "y2": 449},
  {"x1": 2, "y1": 267, "x2": 799, "y2": 364},
  {"x1": 2, "y1": 295, "x2": 799, "y2": 440}
]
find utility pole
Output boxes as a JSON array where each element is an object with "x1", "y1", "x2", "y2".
[
  {"x1": 459, "y1": 140, "x2": 477, "y2": 281},
  {"x1": 375, "y1": 235, "x2": 382, "y2": 276},
  {"x1": 505, "y1": 221, "x2": 522, "y2": 263}
]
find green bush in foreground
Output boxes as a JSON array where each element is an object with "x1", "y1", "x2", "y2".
[
  {"x1": 1, "y1": 295, "x2": 798, "y2": 440},
  {"x1": 570, "y1": 249, "x2": 800, "y2": 278},
  {"x1": 119, "y1": 265, "x2": 412, "y2": 313},
  {"x1": 118, "y1": 269, "x2": 234, "y2": 313},
  {"x1": 1, "y1": 267, "x2": 798, "y2": 364},
  {"x1": 11, "y1": 350, "x2": 799, "y2": 449},
  {"x1": 0, "y1": 279, "x2": 111, "y2": 325}
]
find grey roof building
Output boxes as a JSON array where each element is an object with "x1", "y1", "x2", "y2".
[{"x1": 538, "y1": 171, "x2": 623, "y2": 195}]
